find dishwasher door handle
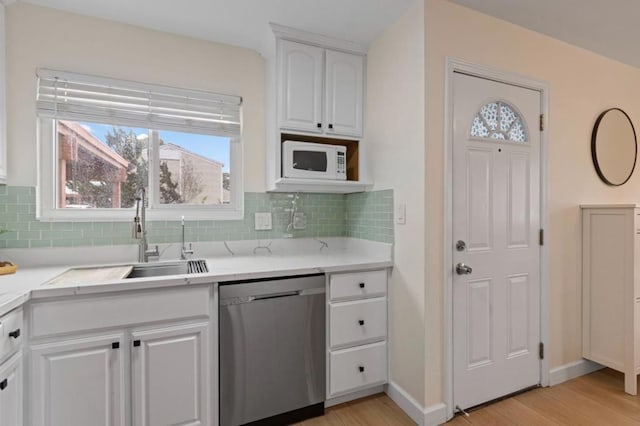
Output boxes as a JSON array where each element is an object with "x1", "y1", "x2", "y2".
[{"x1": 251, "y1": 290, "x2": 301, "y2": 301}]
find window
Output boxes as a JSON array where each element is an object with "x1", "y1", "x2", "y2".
[
  {"x1": 470, "y1": 101, "x2": 528, "y2": 143},
  {"x1": 36, "y1": 69, "x2": 242, "y2": 221}
]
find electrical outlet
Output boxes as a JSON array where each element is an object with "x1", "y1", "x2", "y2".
[
  {"x1": 254, "y1": 212, "x2": 272, "y2": 230},
  {"x1": 293, "y1": 212, "x2": 307, "y2": 230}
]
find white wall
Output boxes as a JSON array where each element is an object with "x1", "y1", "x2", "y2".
[
  {"x1": 5, "y1": 2, "x2": 265, "y2": 191},
  {"x1": 425, "y1": 0, "x2": 640, "y2": 406},
  {"x1": 366, "y1": 0, "x2": 426, "y2": 403}
]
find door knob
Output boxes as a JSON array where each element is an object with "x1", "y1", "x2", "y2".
[{"x1": 455, "y1": 263, "x2": 473, "y2": 275}]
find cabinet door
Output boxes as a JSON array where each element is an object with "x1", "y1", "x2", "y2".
[
  {"x1": 325, "y1": 50, "x2": 364, "y2": 137},
  {"x1": 30, "y1": 334, "x2": 126, "y2": 426},
  {"x1": 278, "y1": 39, "x2": 324, "y2": 133},
  {"x1": 132, "y1": 322, "x2": 210, "y2": 426},
  {"x1": 0, "y1": 352, "x2": 22, "y2": 426}
]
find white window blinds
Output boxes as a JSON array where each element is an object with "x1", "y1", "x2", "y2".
[{"x1": 36, "y1": 69, "x2": 242, "y2": 137}]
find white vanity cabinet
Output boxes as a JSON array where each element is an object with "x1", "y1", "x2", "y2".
[
  {"x1": 278, "y1": 39, "x2": 364, "y2": 138},
  {"x1": 582, "y1": 205, "x2": 640, "y2": 395},
  {"x1": 0, "y1": 307, "x2": 24, "y2": 426},
  {"x1": 326, "y1": 269, "x2": 388, "y2": 399},
  {"x1": 28, "y1": 285, "x2": 214, "y2": 426}
]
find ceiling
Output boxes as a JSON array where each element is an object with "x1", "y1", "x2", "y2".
[
  {"x1": 450, "y1": 0, "x2": 640, "y2": 69},
  {"x1": 16, "y1": 0, "x2": 415, "y2": 54}
]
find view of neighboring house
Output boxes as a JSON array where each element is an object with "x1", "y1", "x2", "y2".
[
  {"x1": 57, "y1": 120, "x2": 129, "y2": 208},
  {"x1": 159, "y1": 143, "x2": 227, "y2": 205},
  {"x1": 58, "y1": 121, "x2": 227, "y2": 207}
]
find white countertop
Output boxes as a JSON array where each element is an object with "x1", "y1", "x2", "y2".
[{"x1": 0, "y1": 238, "x2": 393, "y2": 316}]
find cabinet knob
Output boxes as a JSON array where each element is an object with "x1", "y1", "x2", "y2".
[
  {"x1": 358, "y1": 320, "x2": 365, "y2": 326},
  {"x1": 317, "y1": 123, "x2": 322, "y2": 128},
  {"x1": 133, "y1": 340, "x2": 141, "y2": 347},
  {"x1": 328, "y1": 124, "x2": 334, "y2": 130},
  {"x1": 358, "y1": 366, "x2": 365, "y2": 373},
  {"x1": 8, "y1": 329, "x2": 20, "y2": 339},
  {"x1": 359, "y1": 282, "x2": 365, "y2": 289},
  {"x1": 0, "y1": 379, "x2": 7, "y2": 390},
  {"x1": 112, "y1": 342, "x2": 120, "y2": 349}
]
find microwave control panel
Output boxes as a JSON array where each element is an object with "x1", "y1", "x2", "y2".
[{"x1": 337, "y1": 151, "x2": 346, "y2": 177}]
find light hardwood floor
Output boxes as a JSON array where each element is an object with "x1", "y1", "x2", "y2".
[
  {"x1": 296, "y1": 393, "x2": 415, "y2": 425},
  {"x1": 299, "y1": 368, "x2": 640, "y2": 425}
]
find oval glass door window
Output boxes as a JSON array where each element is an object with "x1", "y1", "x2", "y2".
[{"x1": 592, "y1": 108, "x2": 637, "y2": 186}]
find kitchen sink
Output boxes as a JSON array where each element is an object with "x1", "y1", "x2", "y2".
[{"x1": 126, "y1": 259, "x2": 208, "y2": 279}]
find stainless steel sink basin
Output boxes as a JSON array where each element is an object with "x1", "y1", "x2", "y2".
[{"x1": 126, "y1": 259, "x2": 208, "y2": 279}]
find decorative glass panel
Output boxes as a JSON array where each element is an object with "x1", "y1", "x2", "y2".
[{"x1": 470, "y1": 101, "x2": 527, "y2": 142}]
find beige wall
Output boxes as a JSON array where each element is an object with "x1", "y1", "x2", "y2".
[
  {"x1": 5, "y1": 2, "x2": 265, "y2": 191},
  {"x1": 426, "y1": 0, "x2": 640, "y2": 405},
  {"x1": 366, "y1": 0, "x2": 426, "y2": 402}
]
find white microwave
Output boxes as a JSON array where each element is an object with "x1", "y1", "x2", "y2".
[{"x1": 282, "y1": 141, "x2": 347, "y2": 180}]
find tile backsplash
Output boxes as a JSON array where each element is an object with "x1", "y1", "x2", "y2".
[
  {"x1": 0, "y1": 186, "x2": 393, "y2": 248},
  {"x1": 346, "y1": 189, "x2": 394, "y2": 243}
]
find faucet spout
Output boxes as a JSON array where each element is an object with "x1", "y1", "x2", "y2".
[
  {"x1": 133, "y1": 188, "x2": 159, "y2": 263},
  {"x1": 180, "y1": 216, "x2": 194, "y2": 260}
]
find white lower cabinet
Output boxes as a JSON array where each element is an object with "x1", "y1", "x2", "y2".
[
  {"x1": 28, "y1": 286, "x2": 213, "y2": 426},
  {"x1": 132, "y1": 323, "x2": 210, "y2": 426},
  {"x1": 30, "y1": 334, "x2": 126, "y2": 426},
  {"x1": 327, "y1": 269, "x2": 388, "y2": 398},
  {"x1": 0, "y1": 352, "x2": 23, "y2": 426}
]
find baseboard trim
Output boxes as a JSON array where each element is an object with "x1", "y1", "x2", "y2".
[
  {"x1": 424, "y1": 402, "x2": 448, "y2": 426},
  {"x1": 385, "y1": 381, "x2": 425, "y2": 425},
  {"x1": 384, "y1": 381, "x2": 448, "y2": 426},
  {"x1": 549, "y1": 359, "x2": 604, "y2": 386}
]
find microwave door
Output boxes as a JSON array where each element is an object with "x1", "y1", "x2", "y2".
[{"x1": 287, "y1": 150, "x2": 336, "y2": 179}]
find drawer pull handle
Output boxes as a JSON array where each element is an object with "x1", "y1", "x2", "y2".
[
  {"x1": 358, "y1": 366, "x2": 365, "y2": 373},
  {"x1": 0, "y1": 379, "x2": 7, "y2": 390},
  {"x1": 358, "y1": 320, "x2": 365, "y2": 326},
  {"x1": 8, "y1": 329, "x2": 20, "y2": 339},
  {"x1": 359, "y1": 282, "x2": 365, "y2": 289},
  {"x1": 133, "y1": 340, "x2": 141, "y2": 347}
]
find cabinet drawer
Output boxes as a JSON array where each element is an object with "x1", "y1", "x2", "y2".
[
  {"x1": 30, "y1": 286, "x2": 210, "y2": 339},
  {"x1": 330, "y1": 298, "x2": 386, "y2": 348},
  {"x1": 329, "y1": 341, "x2": 387, "y2": 396},
  {"x1": 0, "y1": 308, "x2": 22, "y2": 362},
  {"x1": 329, "y1": 270, "x2": 387, "y2": 301}
]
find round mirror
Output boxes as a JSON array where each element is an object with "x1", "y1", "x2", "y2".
[{"x1": 592, "y1": 108, "x2": 637, "y2": 186}]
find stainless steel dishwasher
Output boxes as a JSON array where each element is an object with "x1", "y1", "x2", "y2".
[{"x1": 219, "y1": 274, "x2": 326, "y2": 426}]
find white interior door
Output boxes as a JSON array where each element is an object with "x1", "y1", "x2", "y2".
[{"x1": 452, "y1": 72, "x2": 541, "y2": 410}]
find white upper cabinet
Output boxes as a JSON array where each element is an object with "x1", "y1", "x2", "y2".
[
  {"x1": 325, "y1": 50, "x2": 364, "y2": 137},
  {"x1": 0, "y1": 4, "x2": 7, "y2": 183},
  {"x1": 277, "y1": 39, "x2": 365, "y2": 138},
  {"x1": 279, "y1": 40, "x2": 324, "y2": 133}
]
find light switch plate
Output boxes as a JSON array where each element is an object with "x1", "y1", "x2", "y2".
[
  {"x1": 395, "y1": 203, "x2": 406, "y2": 225},
  {"x1": 254, "y1": 212, "x2": 272, "y2": 230}
]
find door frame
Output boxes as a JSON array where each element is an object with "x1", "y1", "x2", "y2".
[{"x1": 443, "y1": 57, "x2": 550, "y2": 419}]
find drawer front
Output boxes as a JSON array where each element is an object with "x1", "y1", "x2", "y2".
[
  {"x1": 329, "y1": 270, "x2": 387, "y2": 301},
  {"x1": 330, "y1": 298, "x2": 386, "y2": 348},
  {"x1": 0, "y1": 308, "x2": 23, "y2": 362},
  {"x1": 329, "y1": 341, "x2": 387, "y2": 396},
  {"x1": 30, "y1": 286, "x2": 210, "y2": 339}
]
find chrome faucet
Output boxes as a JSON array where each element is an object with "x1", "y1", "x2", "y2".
[
  {"x1": 133, "y1": 188, "x2": 160, "y2": 263},
  {"x1": 180, "y1": 216, "x2": 194, "y2": 260}
]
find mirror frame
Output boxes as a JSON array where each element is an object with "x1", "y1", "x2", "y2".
[{"x1": 591, "y1": 107, "x2": 638, "y2": 186}]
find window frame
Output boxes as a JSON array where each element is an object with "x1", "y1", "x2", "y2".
[{"x1": 37, "y1": 118, "x2": 244, "y2": 222}]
